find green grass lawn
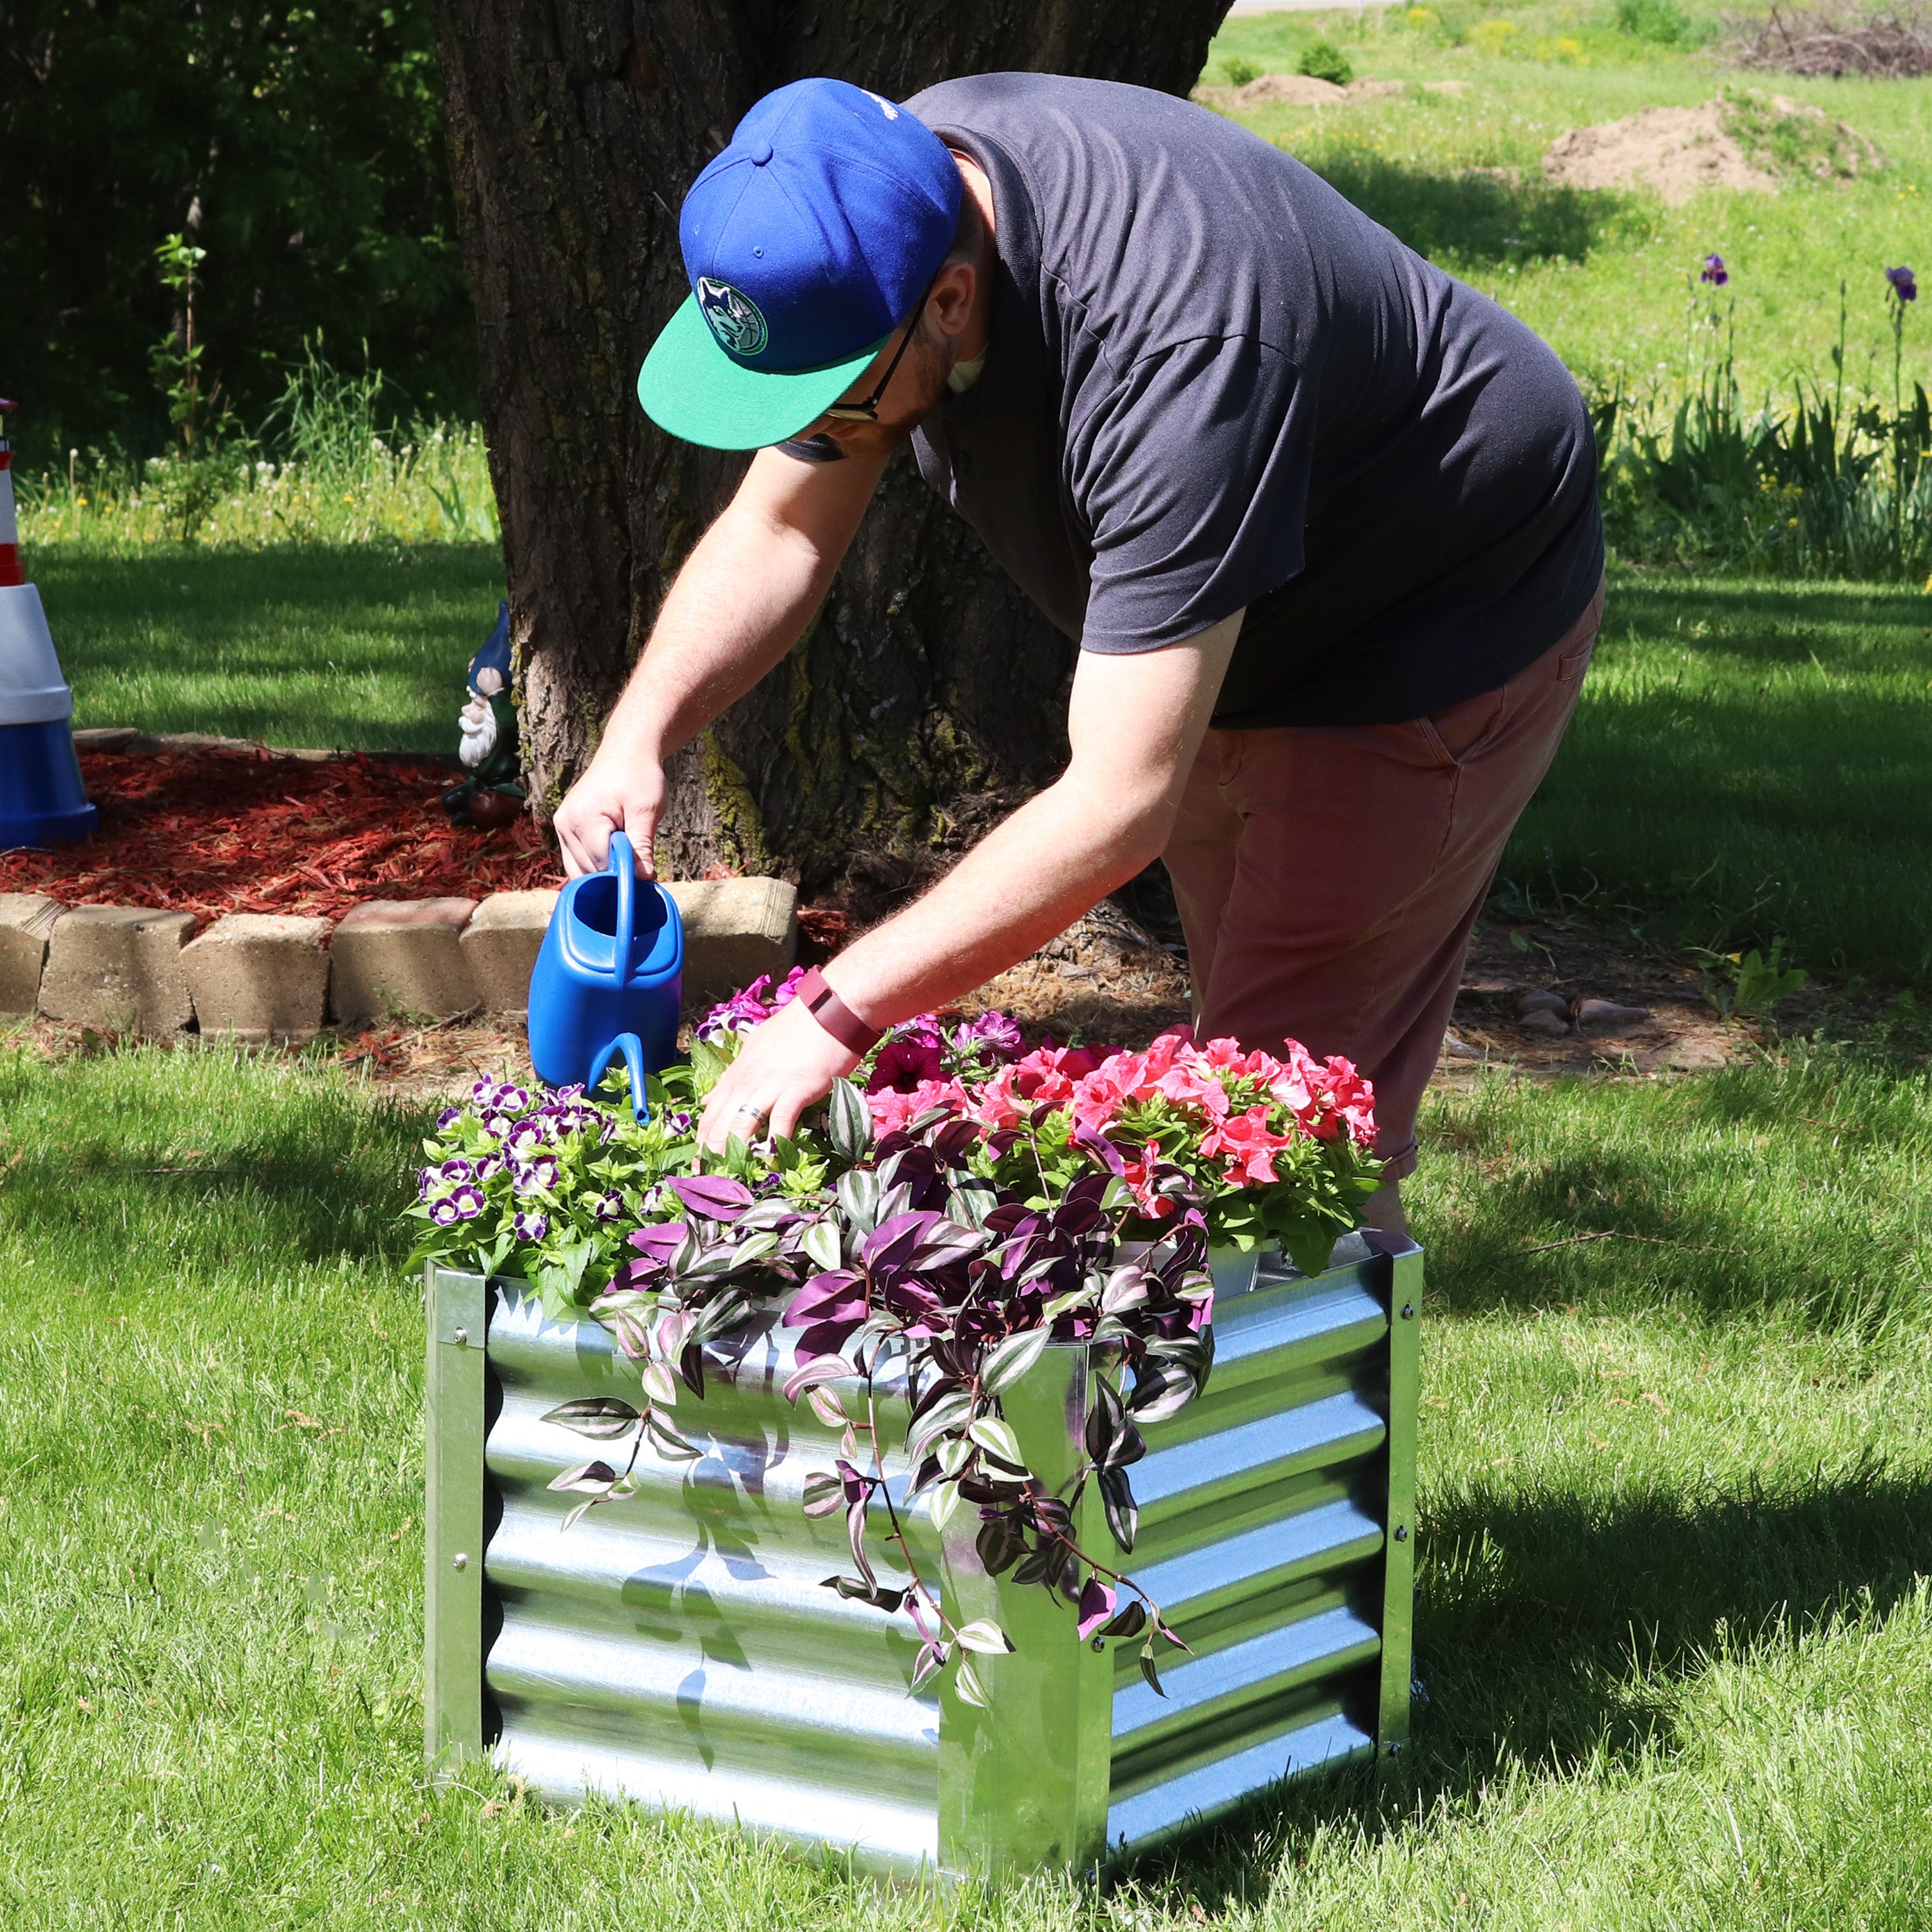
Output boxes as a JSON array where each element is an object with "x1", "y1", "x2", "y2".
[
  {"x1": 33, "y1": 543, "x2": 502, "y2": 752},
  {"x1": 1506, "y1": 571, "x2": 1932, "y2": 984},
  {"x1": 1, "y1": 1037, "x2": 1927, "y2": 1927},
  {"x1": 1206, "y1": 0, "x2": 1932, "y2": 404}
]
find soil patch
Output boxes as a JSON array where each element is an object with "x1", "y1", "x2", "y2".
[
  {"x1": 1542, "y1": 93, "x2": 1881, "y2": 203},
  {"x1": 1544, "y1": 102, "x2": 1781, "y2": 202}
]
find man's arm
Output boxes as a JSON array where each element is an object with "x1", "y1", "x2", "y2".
[
  {"x1": 553, "y1": 444, "x2": 886, "y2": 876},
  {"x1": 696, "y1": 611, "x2": 1244, "y2": 1148}
]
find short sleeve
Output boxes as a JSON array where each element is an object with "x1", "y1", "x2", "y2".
[{"x1": 1069, "y1": 336, "x2": 1315, "y2": 653}]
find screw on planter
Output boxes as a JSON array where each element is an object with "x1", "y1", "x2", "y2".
[
  {"x1": 1393, "y1": 1524, "x2": 1410, "y2": 1541},
  {"x1": 452, "y1": 1552, "x2": 469, "y2": 1570},
  {"x1": 453, "y1": 1328, "x2": 468, "y2": 1345},
  {"x1": 1400, "y1": 1303, "x2": 1415, "y2": 1320}
]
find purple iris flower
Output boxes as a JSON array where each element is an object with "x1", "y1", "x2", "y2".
[
  {"x1": 416, "y1": 1168, "x2": 440, "y2": 1202},
  {"x1": 469, "y1": 1078, "x2": 495, "y2": 1107},
  {"x1": 1889, "y1": 265, "x2": 1918, "y2": 302},
  {"x1": 435, "y1": 1106, "x2": 462, "y2": 1131},
  {"x1": 473, "y1": 1153, "x2": 505, "y2": 1182},
  {"x1": 446, "y1": 1184, "x2": 486, "y2": 1220},
  {"x1": 512, "y1": 1154, "x2": 559, "y2": 1195},
  {"x1": 592, "y1": 1191, "x2": 625, "y2": 1224},
  {"x1": 478, "y1": 1110, "x2": 516, "y2": 1141},
  {"x1": 1700, "y1": 254, "x2": 1728, "y2": 287},
  {"x1": 661, "y1": 1110, "x2": 696, "y2": 1136},
  {"x1": 505, "y1": 1117, "x2": 549, "y2": 1155},
  {"x1": 438, "y1": 1158, "x2": 475, "y2": 1183},
  {"x1": 512, "y1": 1209, "x2": 549, "y2": 1242},
  {"x1": 429, "y1": 1195, "x2": 462, "y2": 1226}
]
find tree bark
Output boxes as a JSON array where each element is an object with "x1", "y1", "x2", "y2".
[{"x1": 435, "y1": 0, "x2": 1229, "y2": 909}]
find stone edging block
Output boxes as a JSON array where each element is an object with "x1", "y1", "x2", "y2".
[
  {"x1": 0, "y1": 893, "x2": 62, "y2": 1020},
  {"x1": 666, "y1": 876, "x2": 799, "y2": 1005},
  {"x1": 16, "y1": 872, "x2": 802, "y2": 1036},
  {"x1": 460, "y1": 889, "x2": 559, "y2": 1014},
  {"x1": 39, "y1": 905, "x2": 197, "y2": 1034},
  {"x1": 180, "y1": 914, "x2": 332, "y2": 1044},
  {"x1": 330, "y1": 898, "x2": 479, "y2": 1026}
]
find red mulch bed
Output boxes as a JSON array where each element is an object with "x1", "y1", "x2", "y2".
[{"x1": 0, "y1": 749, "x2": 558, "y2": 925}]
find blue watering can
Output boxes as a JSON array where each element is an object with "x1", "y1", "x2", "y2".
[{"x1": 527, "y1": 831, "x2": 683, "y2": 1121}]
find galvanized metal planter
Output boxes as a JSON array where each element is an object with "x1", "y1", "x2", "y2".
[{"x1": 424, "y1": 1231, "x2": 1420, "y2": 1879}]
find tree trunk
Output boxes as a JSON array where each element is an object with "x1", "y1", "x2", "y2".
[{"x1": 434, "y1": 0, "x2": 1229, "y2": 909}]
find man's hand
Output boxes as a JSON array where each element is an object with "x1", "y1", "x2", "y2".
[
  {"x1": 697, "y1": 997, "x2": 860, "y2": 1152},
  {"x1": 554, "y1": 753, "x2": 665, "y2": 878}
]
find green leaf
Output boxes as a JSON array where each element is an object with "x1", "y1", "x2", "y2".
[
  {"x1": 980, "y1": 1327, "x2": 1050, "y2": 1397},
  {"x1": 928, "y1": 1479, "x2": 963, "y2": 1535},
  {"x1": 954, "y1": 1618, "x2": 1014, "y2": 1655},
  {"x1": 828, "y1": 1077, "x2": 873, "y2": 1162},
  {"x1": 953, "y1": 1656, "x2": 990, "y2": 1709},
  {"x1": 967, "y1": 1415, "x2": 1025, "y2": 1470},
  {"x1": 539, "y1": 1397, "x2": 641, "y2": 1440},
  {"x1": 800, "y1": 1218, "x2": 844, "y2": 1273}
]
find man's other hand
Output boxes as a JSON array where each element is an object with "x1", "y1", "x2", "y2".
[{"x1": 553, "y1": 756, "x2": 666, "y2": 878}]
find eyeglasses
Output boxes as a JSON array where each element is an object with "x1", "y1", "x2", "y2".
[{"x1": 820, "y1": 315, "x2": 920, "y2": 423}]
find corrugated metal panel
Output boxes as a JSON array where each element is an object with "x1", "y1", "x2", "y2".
[
  {"x1": 424, "y1": 1232, "x2": 1421, "y2": 1877},
  {"x1": 482, "y1": 1284, "x2": 939, "y2": 1873}
]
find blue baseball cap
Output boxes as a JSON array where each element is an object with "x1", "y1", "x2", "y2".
[{"x1": 637, "y1": 78, "x2": 963, "y2": 451}]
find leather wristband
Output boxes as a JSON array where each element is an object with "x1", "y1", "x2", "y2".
[{"x1": 795, "y1": 965, "x2": 883, "y2": 1056}]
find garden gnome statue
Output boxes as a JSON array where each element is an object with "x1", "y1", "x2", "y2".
[
  {"x1": 444, "y1": 599, "x2": 524, "y2": 829},
  {"x1": 0, "y1": 399, "x2": 97, "y2": 851}
]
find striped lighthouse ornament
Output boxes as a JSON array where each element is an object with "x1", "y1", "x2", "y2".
[{"x1": 0, "y1": 399, "x2": 98, "y2": 849}]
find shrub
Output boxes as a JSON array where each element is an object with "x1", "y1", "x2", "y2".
[
  {"x1": 1616, "y1": 0, "x2": 1692, "y2": 44},
  {"x1": 1297, "y1": 39, "x2": 1355, "y2": 85},
  {"x1": 1221, "y1": 54, "x2": 1262, "y2": 85}
]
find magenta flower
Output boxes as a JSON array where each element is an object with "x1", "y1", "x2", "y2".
[
  {"x1": 868, "y1": 1036, "x2": 946, "y2": 1094},
  {"x1": 1888, "y1": 265, "x2": 1918, "y2": 302},
  {"x1": 512, "y1": 1209, "x2": 549, "y2": 1242},
  {"x1": 1700, "y1": 253, "x2": 1728, "y2": 287}
]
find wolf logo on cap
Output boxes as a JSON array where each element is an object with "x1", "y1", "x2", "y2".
[{"x1": 696, "y1": 276, "x2": 769, "y2": 358}]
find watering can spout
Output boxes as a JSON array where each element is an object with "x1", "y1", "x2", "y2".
[{"x1": 526, "y1": 830, "x2": 683, "y2": 1121}]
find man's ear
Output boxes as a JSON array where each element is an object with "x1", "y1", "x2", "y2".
[{"x1": 926, "y1": 260, "x2": 976, "y2": 341}]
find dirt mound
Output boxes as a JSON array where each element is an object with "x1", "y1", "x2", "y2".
[
  {"x1": 1544, "y1": 102, "x2": 1779, "y2": 202},
  {"x1": 1544, "y1": 92, "x2": 1882, "y2": 202}
]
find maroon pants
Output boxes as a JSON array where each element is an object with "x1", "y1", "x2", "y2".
[{"x1": 1162, "y1": 582, "x2": 1604, "y2": 1179}]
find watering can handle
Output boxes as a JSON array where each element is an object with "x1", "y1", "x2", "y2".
[{"x1": 609, "y1": 829, "x2": 636, "y2": 972}]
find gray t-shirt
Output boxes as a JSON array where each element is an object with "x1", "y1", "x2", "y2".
[{"x1": 787, "y1": 73, "x2": 1602, "y2": 728}]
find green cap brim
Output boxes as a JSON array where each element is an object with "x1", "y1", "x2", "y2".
[{"x1": 637, "y1": 296, "x2": 886, "y2": 451}]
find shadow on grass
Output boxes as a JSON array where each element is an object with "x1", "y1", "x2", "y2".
[
  {"x1": 1508, "y1": 574, "x2": 1932, "y2": 983},
  {"x1": 1307, "y1": 153, "x2": 1638, "y2": 263},
  {"x1": 1154, "y1": 1459, "x2": 1932, "y2": 1907},
  {"x1": 0, "y1": 1074, "x2": 432, "y2": 1274}
]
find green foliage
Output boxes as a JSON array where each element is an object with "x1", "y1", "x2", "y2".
[
  {"x1": 1222, "y1": 54, "x2": 1263, "y2": 85},
  {"x1": 1696, "y1": 937, "x2": 1811, "y2": 1019},
  {"x1": 2, "y1": 0, "x2": 471, "y2": 471},
  {"x1": 1615, "y1": 0, "x2": 1692, "y2": 44},
  {"x1": 1719, "y1": 84, "x2": 1882, "y2": 184},
  {"x1": 1298, "y1": 38, "x2": 1356, "y2": 85}
]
